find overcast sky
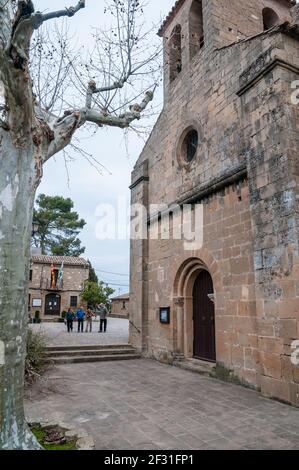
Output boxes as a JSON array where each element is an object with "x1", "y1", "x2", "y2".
[{"x1": 34, "y1": 0, "x2": 174, "y2": 295}]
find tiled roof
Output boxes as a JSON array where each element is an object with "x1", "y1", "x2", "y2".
[
  {"x1": 158, "y1": 0, "x2": 185, "y2": 37},
  {"x1": 158, "y1": 0, "x2": 296, "y2": 37},
  {"x1": 111, "y1": 293, "x2": 130, "y2": 301},
  {"x1": 31, "y1": 255, "x2": 89, "y2": 267}
]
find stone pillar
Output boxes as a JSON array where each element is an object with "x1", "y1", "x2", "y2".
[
  {"x1": 129, "y1": 161, "x2": 149, "y2": 353},
  {"x1": 174, "y1": 297, "x2": 185, "y2": 358},
  {"x1": 238, "y1": 44, "x2": 299, "y2": 405}
]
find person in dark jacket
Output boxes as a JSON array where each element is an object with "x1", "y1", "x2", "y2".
[
  {"x1": 66, "y1": 308, "x2": 75, "y2": 333},
  {"x1": 76, "y1": 306, "x2": 86, "y2": 333}
]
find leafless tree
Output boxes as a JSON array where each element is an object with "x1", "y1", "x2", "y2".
[{"x1": 0, "y1": 0, "x2": 161, "y2": 449}]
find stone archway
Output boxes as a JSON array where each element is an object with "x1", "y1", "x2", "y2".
[{"x1": 173, "y1": 254, "x2": 219, "y2": 360}]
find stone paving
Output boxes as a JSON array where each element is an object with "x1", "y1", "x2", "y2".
[
  {"x1": 25, "y1": 359, "x2": 299, "y2": 450},
  {"x1": 29, "y1": 318, "x2": 129, "y2": 347}
]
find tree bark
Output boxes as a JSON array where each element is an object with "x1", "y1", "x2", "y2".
[
  {"x1": 0, "y1": 0, "x2": 155, "y2": 450},
  {"x1": 0, "y1": 129, "x2": 41, "y2": 449}
]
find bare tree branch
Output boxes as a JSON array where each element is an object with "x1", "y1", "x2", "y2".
[
  {"x1": 84, "y1": 89, "x2": 154, "y2": 128},
  {"x1": 8, "y1": 1, "x2": 85, "y2": 70},
  {"x1": 41, "y1": 1, "x2": 85, "y2": 22},
  {"x1": 46, "y1": 87, "x2": 154, "y2": 162}
]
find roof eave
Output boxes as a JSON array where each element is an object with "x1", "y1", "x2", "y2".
[
  {"x1": 158, "y1": 0, "x2": 186, "y2": 37},
  {"x1": 157, "y1": 0, "x2": 297, "y2": 38}
]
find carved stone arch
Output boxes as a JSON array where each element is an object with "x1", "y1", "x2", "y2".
[
  {"x1": 172, "y1": 248, "x2": 222, "y2": 359},
  {"x1": 262, "y1": 7, "x2": 280, "y2": 30}
]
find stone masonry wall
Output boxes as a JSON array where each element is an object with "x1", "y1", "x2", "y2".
[
  {"x1": 240, "y1": 32, "x2": 299, "y2": 405},
  {"x1": 130, "y1": 0, "x2": 299, "y2": 405}
]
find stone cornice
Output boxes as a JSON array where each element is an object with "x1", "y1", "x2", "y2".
[
  {"x1": 129, "y1": 176, "x2": 150, "y2": 190},
  {"x1": 237, "y1": 56, "x2": 299, "y2": 96},
  {"x1": 176, "y1": 164, "x2": 247, "y2": 206}
]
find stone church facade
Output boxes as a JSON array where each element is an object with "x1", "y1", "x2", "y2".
[{"x1": 129, "y1": 0, "x2": 299, "y2": 406}]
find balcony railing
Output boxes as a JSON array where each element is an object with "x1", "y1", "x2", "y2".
[{"x1": 41, "y1": 279, "x2": 64, "y2": 291}]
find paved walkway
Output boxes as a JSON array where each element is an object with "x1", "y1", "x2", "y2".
[
  {"x1": 25, "y1": 359, "x2": 299, "y2": 450},
  {"x1": 29, "y1": 318, "x2": 129, "y2": 347}
]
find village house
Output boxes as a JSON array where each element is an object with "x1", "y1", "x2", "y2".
[
  {"x1": 129, "y1": 0, "x2": 299, "y2": 406},
  {"x1": 111, "y1": 293, "x2": 130, "y2": 318},
  {"x1": 28, "y1": 255, "x2": 89, "y2": 320}
]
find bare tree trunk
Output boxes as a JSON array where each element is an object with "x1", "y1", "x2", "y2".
[
  {"x1": 0, "y1": 130, "x2": 41, "y2": 449},
  {"x1": 0, "y1": 0, "x2": 156, "y2": 449}
]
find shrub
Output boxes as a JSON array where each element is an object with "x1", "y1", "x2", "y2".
[
  {"x1": 25, "y1": 329, "x2": 47, "y2": 384},
  {"x1": 33, "y1": 311, "x2": 41, "y2": 324}
]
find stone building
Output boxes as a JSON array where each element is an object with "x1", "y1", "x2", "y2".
[
  {"x1": 28, "y1": 255, "x2": 89, "y2": 319},
  {"x1": 111, "y1": 293, "x2": 130, "y2": 318},
  {"x1": 129, "y1": 0, "x2": 299, "y2": 406}
]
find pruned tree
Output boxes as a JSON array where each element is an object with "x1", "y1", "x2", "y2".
[{"x1": 0, "y1": 0, "x2": 161, "y2": 450}]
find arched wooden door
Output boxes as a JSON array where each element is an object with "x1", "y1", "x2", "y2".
[{"x1": 193, "y1": 270, "x2": 216, "y2": 362}]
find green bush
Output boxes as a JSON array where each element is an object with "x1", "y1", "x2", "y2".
[
  {"x1": 61, "y1": 311, "x2": 67, "y2": 319},
  {"x1": 33, "y1": 311, "x2": 41, "y2": 324},
  {"x1": 25, "y1": 329, "x2": 47, "y2": 383}
]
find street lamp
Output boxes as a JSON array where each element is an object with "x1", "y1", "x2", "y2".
[{"x1": 32, "y1": 220, "x2": 40, "y2": 237}]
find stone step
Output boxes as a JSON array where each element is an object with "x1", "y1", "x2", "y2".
[
  {"x1": 44, "y1": 353, "x2": 141, "y2": 365},
  {"x1": 173, "y1": 358, "x2": 216, "y2": 377},
  {"x1": 46, "y1": 348, "x2": 136, "y2": 358},
  {"x1": 45, "y1": 344, "x2": 131, "y2": 352}
]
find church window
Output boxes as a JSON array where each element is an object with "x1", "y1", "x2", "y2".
[
  {"x1": 169, "y1": 25, "x2": 182, "y2": 83},
  {"x1": 177, "y1": 127, "x2": 199, "y2": 168},
  {"x1": 189, "y1": 0, "x2": 204, "y2": 59},
  {"x1": 185, "y1": 129, "x2": 199, "y2": 162},
  {"x1": 262, "y1": 8, "x2": 280, "y2": 30}
]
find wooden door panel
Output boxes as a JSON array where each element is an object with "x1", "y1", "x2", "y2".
[
  {"x1": 193, "y1": 271, "x2": 216, "y2": 362},
  {"x1": 45, "y1": 294, "x2": 61, "y2": 316}
]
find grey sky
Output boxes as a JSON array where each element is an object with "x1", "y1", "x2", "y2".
[{"x1": 34, "y1": 0, "x2": 174, "y2": 295}]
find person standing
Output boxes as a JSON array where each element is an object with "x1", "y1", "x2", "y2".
[
  {"x1": 76, "y1": 306, "x2": 86, "y2": 333},
  {"x1": 85, "y1": 308, "x2": 94, "y2": 333},
  {"x1": 66, "y1": 308, "x2": 75, "y2": 333},
  {"x1": 97, "y1": 303, "x2": 109, "y2": 333}
]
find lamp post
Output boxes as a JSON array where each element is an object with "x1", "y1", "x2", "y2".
[{"x1": 31, "y1": 220, "x2": 40, "y2": 237}]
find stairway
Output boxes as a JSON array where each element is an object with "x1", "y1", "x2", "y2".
[{"x1": 44, "y1": 344, "x2": 141, "y2": 365}]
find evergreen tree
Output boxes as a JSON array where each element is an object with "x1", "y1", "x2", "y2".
[
  {"x1": 33, "y1": 194, "x2": 86, "y2": 256},
  {"x1": 87, "y1": 260, "x2": 98, "y2": 283}
]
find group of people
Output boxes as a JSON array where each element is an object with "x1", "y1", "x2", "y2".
[{"x1": 65, "y1": 304, "x2": 109, "y2": 334}]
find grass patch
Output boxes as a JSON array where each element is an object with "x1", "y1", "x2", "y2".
[
  {"x1": 213, "y1": 363, "x2": 243, "y2": 385},
  {"x1": 30, "y1": 425, "x2": 77, "y2": 451}
]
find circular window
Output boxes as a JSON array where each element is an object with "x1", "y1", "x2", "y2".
[
  {"x1": 177, "y1": 127, "x2": 199, "y2": 168},
  {"x1": 184, "y1": 129, "x2": 198, "y2": 163}
]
